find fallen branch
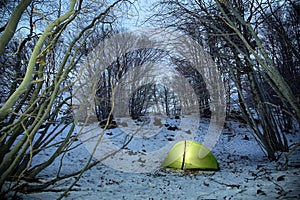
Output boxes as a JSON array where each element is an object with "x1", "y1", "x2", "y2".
[{"x1": 208, "y1": 177, "x2": 240, "y2": 189}]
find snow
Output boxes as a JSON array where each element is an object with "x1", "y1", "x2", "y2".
[{"x1": 13, "y1": 115, "x2": 300, "y2": 199}]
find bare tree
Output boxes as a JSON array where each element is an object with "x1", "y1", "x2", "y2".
[
  {"x1": 151, "y1": 0, "x2": 300, "y2": 160},
  {"x1": 172, "y1": 58, "x2": 210, "y2": 117},
  {"x1": 260, "y1": 0, "x2": 300, "y2": 131},
  {"x1": 85, "y1": 32, "x2": 168, "y2": 123},
  {"x1": 0, "y1": 0, "x2": 132, "y2": 197}
]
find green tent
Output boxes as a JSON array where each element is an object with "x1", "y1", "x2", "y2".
[{"x1": 162, "y1": 140, "x2": 219, "y2": 170}]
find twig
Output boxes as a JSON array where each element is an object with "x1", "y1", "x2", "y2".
[{"x1": 208, "y1": 177, "x2": 240, "y2": 189}]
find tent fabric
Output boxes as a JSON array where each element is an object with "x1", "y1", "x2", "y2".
[{"x1": 162, "y1": 140, "x2": 219, "y2": 170}]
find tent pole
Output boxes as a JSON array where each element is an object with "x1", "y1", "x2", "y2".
[{"x1": 181, "y1": 140, "x2": 186, "y2": 170}]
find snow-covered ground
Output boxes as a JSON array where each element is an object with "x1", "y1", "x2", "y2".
[{"x1": 14, "y1": 114, "x2": 300, "y2": 199}]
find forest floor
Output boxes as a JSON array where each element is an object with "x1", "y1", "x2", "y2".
[{"x1": 9, "y1": 114, "x2": 300, "y2": 199}]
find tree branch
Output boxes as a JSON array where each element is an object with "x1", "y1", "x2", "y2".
[{"x1": 0, "y1": 0, "x2": 32, "y2": 55}]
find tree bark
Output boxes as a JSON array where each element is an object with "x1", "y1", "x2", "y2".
[{"x1": 0, "y1": 0, "x2": 32, "y2": 55}]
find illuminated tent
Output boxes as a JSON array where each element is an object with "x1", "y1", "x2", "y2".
[{"x1": 162, "y1": 140, "x2": 219, "y2": 170}]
